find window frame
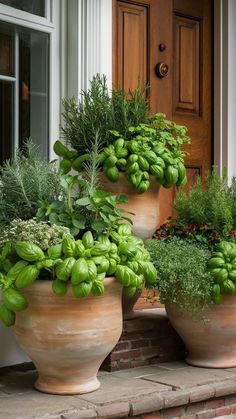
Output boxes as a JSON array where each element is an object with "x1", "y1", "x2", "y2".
[
  {"x1": 0, "y1": 0, "x2": 61, "y2": 160},
  {"x1": 0, "y1": 0, "x2": 53, "y2": 29}
]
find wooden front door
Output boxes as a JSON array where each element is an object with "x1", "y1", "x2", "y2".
[{"x1": 113, "y1": 0, "x2": 213, "y2": 223}]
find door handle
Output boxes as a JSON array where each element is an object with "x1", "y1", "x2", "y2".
[{"x1": 155, "y1": 62, "x2": 169, "y2": 78}]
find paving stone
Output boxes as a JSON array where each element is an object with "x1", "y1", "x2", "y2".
[
  {"x1": 154, "y1": 361, "x2": 188, "y2": 371},
  {"x1": 142, "y1": 366, "x2": 236, "y2": 389},
  {"x1": 216, "y1": 416, "x2": 236, "y2": 419},
  {"x1": 189, "y1": 384, "x2": 215, "y2": 402},
  {"x1": 79, "y1": 375, "x2": 170, "y2": 404},
  {"x1": 2, "y1": 361, "x2": 236, "y2": 419},
  {"x1": 0, "y1": 371, "x2": 38, "y2": 394},
  {"x1": 163, "y1": 389, "x2": 189, "y2": 408},
  {"x1": 96, "y1": 401, "x2": 130, "y2": 418},
  {"x1": 129, "y1": 395, "x2": 164, "y2": 415},
  {"x1": 0, "y1": 393, "x2": 95, "y2": 418},
  {"x1": 214, "y1": 380, "x2": 236, "y2": 397},
  {"x1": 60, "y1": 409, "x2": 97, "y2": 419},
  {"x1": 112, "y1": 364, "x2": 170, "y2": 379}
]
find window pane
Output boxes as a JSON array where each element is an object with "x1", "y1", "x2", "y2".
[
  {"x1": 0, "y1": 81, "x2": 13, "y2": 164},
  {"x1": 0, "y1": 0, "x2": 45, "y2": 17},
  {"x1": 19, "y1": 29, "x2": 49, "y2": 158},
  {"x1": 0, "y1": 25, "x2": 14, "y2": 76},
  {"x1": 0, "y1": 21, "x2": 49, "y2": 162}
]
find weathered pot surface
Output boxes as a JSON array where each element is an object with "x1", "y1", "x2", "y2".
[
  {"x1": 99, "y1": 172, "x2": 160, "y2": 240},
  {"x1": 122, "y1": 290, "x2": 142, "y2": 320},
  {"x1": 166, "y1": 294, "x2": 236, "y2": 368},
  {"x1": 14, "y1": 277, "x2": 122, "y2": 394}
]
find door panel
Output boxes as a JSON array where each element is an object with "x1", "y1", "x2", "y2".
[
  {"x1": 173, "y1": 0, "x2": 213, "y2": 190},
  {"x1": 115, "y1": 1, "x2": 148, "y2": 91},
  {"x1": 113, "y1": 0, "x2": 213, "y2": 224},
  {"x1": 174, "y1": 16, "x2": 200, "y2": 114}
]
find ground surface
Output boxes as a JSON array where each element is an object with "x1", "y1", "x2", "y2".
[{"x1": 2, "y1": 361, "x2": 236, "y2": 418}]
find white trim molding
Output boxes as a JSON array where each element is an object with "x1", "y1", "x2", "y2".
[
  {"x1": 214, "y1": 0, "x2": 236, "y2": 180},
  {"x1": 67, "y1": 0, "x2": 112, "y2": 100}
]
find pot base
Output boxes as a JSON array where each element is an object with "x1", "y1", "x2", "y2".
[
  {"x1": 34, "y1": 376, "x2": 100, "y2": 395},
  {"x1": 185, "y1": 356, "x2": 236, "y2": 369}
]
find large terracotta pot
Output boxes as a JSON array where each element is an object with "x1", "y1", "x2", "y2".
[
  {"x1": 99, "y1": 172, "x2": 160, "y2": 240},
  {"x1": 166, "y1": 294, "x2": 236, "y2": 368},
  {"x1": 14, "y1": 278, "x2": 122, "y2": 394}
]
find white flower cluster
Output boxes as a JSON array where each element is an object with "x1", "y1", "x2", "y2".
[{"x1": 0, "y1": 219, "x2": 72, "y2": 250}]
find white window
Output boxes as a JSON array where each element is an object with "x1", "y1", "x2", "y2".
[{"x1": 0, "y1": 0, "x2": 61, "y2": 163}]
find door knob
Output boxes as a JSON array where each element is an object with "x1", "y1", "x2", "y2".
[{"x1": 155, "y1": 62, "x2": 169, "y2": 78}]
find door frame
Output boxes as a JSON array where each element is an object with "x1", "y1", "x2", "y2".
[{"x1": 214, "y1": 0, "x2": 236, "y2": 180}]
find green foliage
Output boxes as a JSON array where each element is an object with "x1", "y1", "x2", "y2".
[
  {"x1": 100, "y1": 113, "x2": 189, "y2": 192},
  {"x1": 110, "y1": 87, "x2": 149, "y2": 137},
  {"x1": 38, "y1": 134, "x2": 132, "y2": 237},
  {"x1": 58, "y1": 111, "x2": 190, "y2": 194},
  {"x1": 61, "y1": 74, "x2": 149, "y2": 154},
  {"x1": 229, "y1": 177, "x2": 236, "y2": 228},
  {"x1": 207, "y1": 241, "x2": 236, "y2": 304},
  {"x1": 61, "y1": 75, "x2": 111, "y2": 154},
  {"x1": 0, "y1": 141, "x2": 63, "y2": 230},
  {"x1": 57, "y1": 76, "x2": 189, "y2": 194},
  {"x1": 37, "y1": 174, "x2": 131, "y2": 238},
  {"x1": 0, "y1": 226, "x2": 157, "y2": 326},
  {"x1": 146, "y1": 238, "x2": 213, "y2": 315},
  {"x1": 0, "y1": 219, "x2": 71, "y2": 251},
  {"x1": 174, "y1": 170, "x2": 233, "y2": 232}
]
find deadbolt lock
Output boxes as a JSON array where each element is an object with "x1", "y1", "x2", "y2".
[{"x1": 155, "y1": 62, "x2": 169, "y2": 78}]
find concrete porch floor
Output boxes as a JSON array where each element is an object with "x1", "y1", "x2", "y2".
[{"x1": 1, "y1": 361, "x2": 236, "y2": 419}]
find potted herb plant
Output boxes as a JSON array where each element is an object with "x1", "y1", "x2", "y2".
[
  {"x1": 53, "y1": 74, "x2": 190, "y2": 240},
  {"x1": 0, "y1": 142, "x2": 157, "y2": 395},
  {"x1": 146, "y1": 170, "x2": 236, "y2": 368}
]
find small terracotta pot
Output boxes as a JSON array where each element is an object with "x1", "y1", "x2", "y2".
[
  {"x1": 99, "y1": 172, "x2": 160, "y2": 240},
  {"x1": 166, "y1": 294, "x2": 236, "y2": 368},
  {"x1": 14, "y1": 278, "x2": 122, "y2": 394}
]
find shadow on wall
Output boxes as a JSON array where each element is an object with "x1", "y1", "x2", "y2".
[{"x1": 0, "y1": 292, "x2": 29, "y2": 367}]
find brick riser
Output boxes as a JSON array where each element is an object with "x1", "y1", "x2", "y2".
[
  {"x1": 101, "y1": 309, "x2": 186, "y2": 372},
  {"x1": 136, "y1": 395, "x2": 236, "y2": 419}
]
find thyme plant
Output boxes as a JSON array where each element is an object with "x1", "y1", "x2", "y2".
[{"x1": 146, "y1": 238, "x2": 213, "y2": 315}]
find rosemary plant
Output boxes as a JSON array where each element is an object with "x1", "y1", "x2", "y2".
[
  {"x1": 0, "y1": 141, "x2": 63, "y2": 230},
  {"x1": 61, "y1": 74, "x2": 149, "y2": 154}
]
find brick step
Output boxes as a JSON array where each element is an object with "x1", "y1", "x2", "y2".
[
  {"x1": 2, "y1": 361, "x2": 236, "y2": 418},
  {"x1": 101, "y1": 308, "x2": 186, "y2": 372}
]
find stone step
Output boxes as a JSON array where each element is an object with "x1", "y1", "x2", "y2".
[{"x1": 2, "y1": 361, "x2": 236, "y2": 418}]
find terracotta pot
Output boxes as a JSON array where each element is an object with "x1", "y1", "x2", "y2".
[
  {"x1": 14, "y1": 278, "x2": 122, "y2": 394},
  {"x1": 166, "y1": 294, "x2": 236, "y2": 368},
  {"x1": 122, "y1": 290, "x2": 142, "y2": 320},
  {"x1": 99, "y1": 172, "x2": 160, "y2": 240}
]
